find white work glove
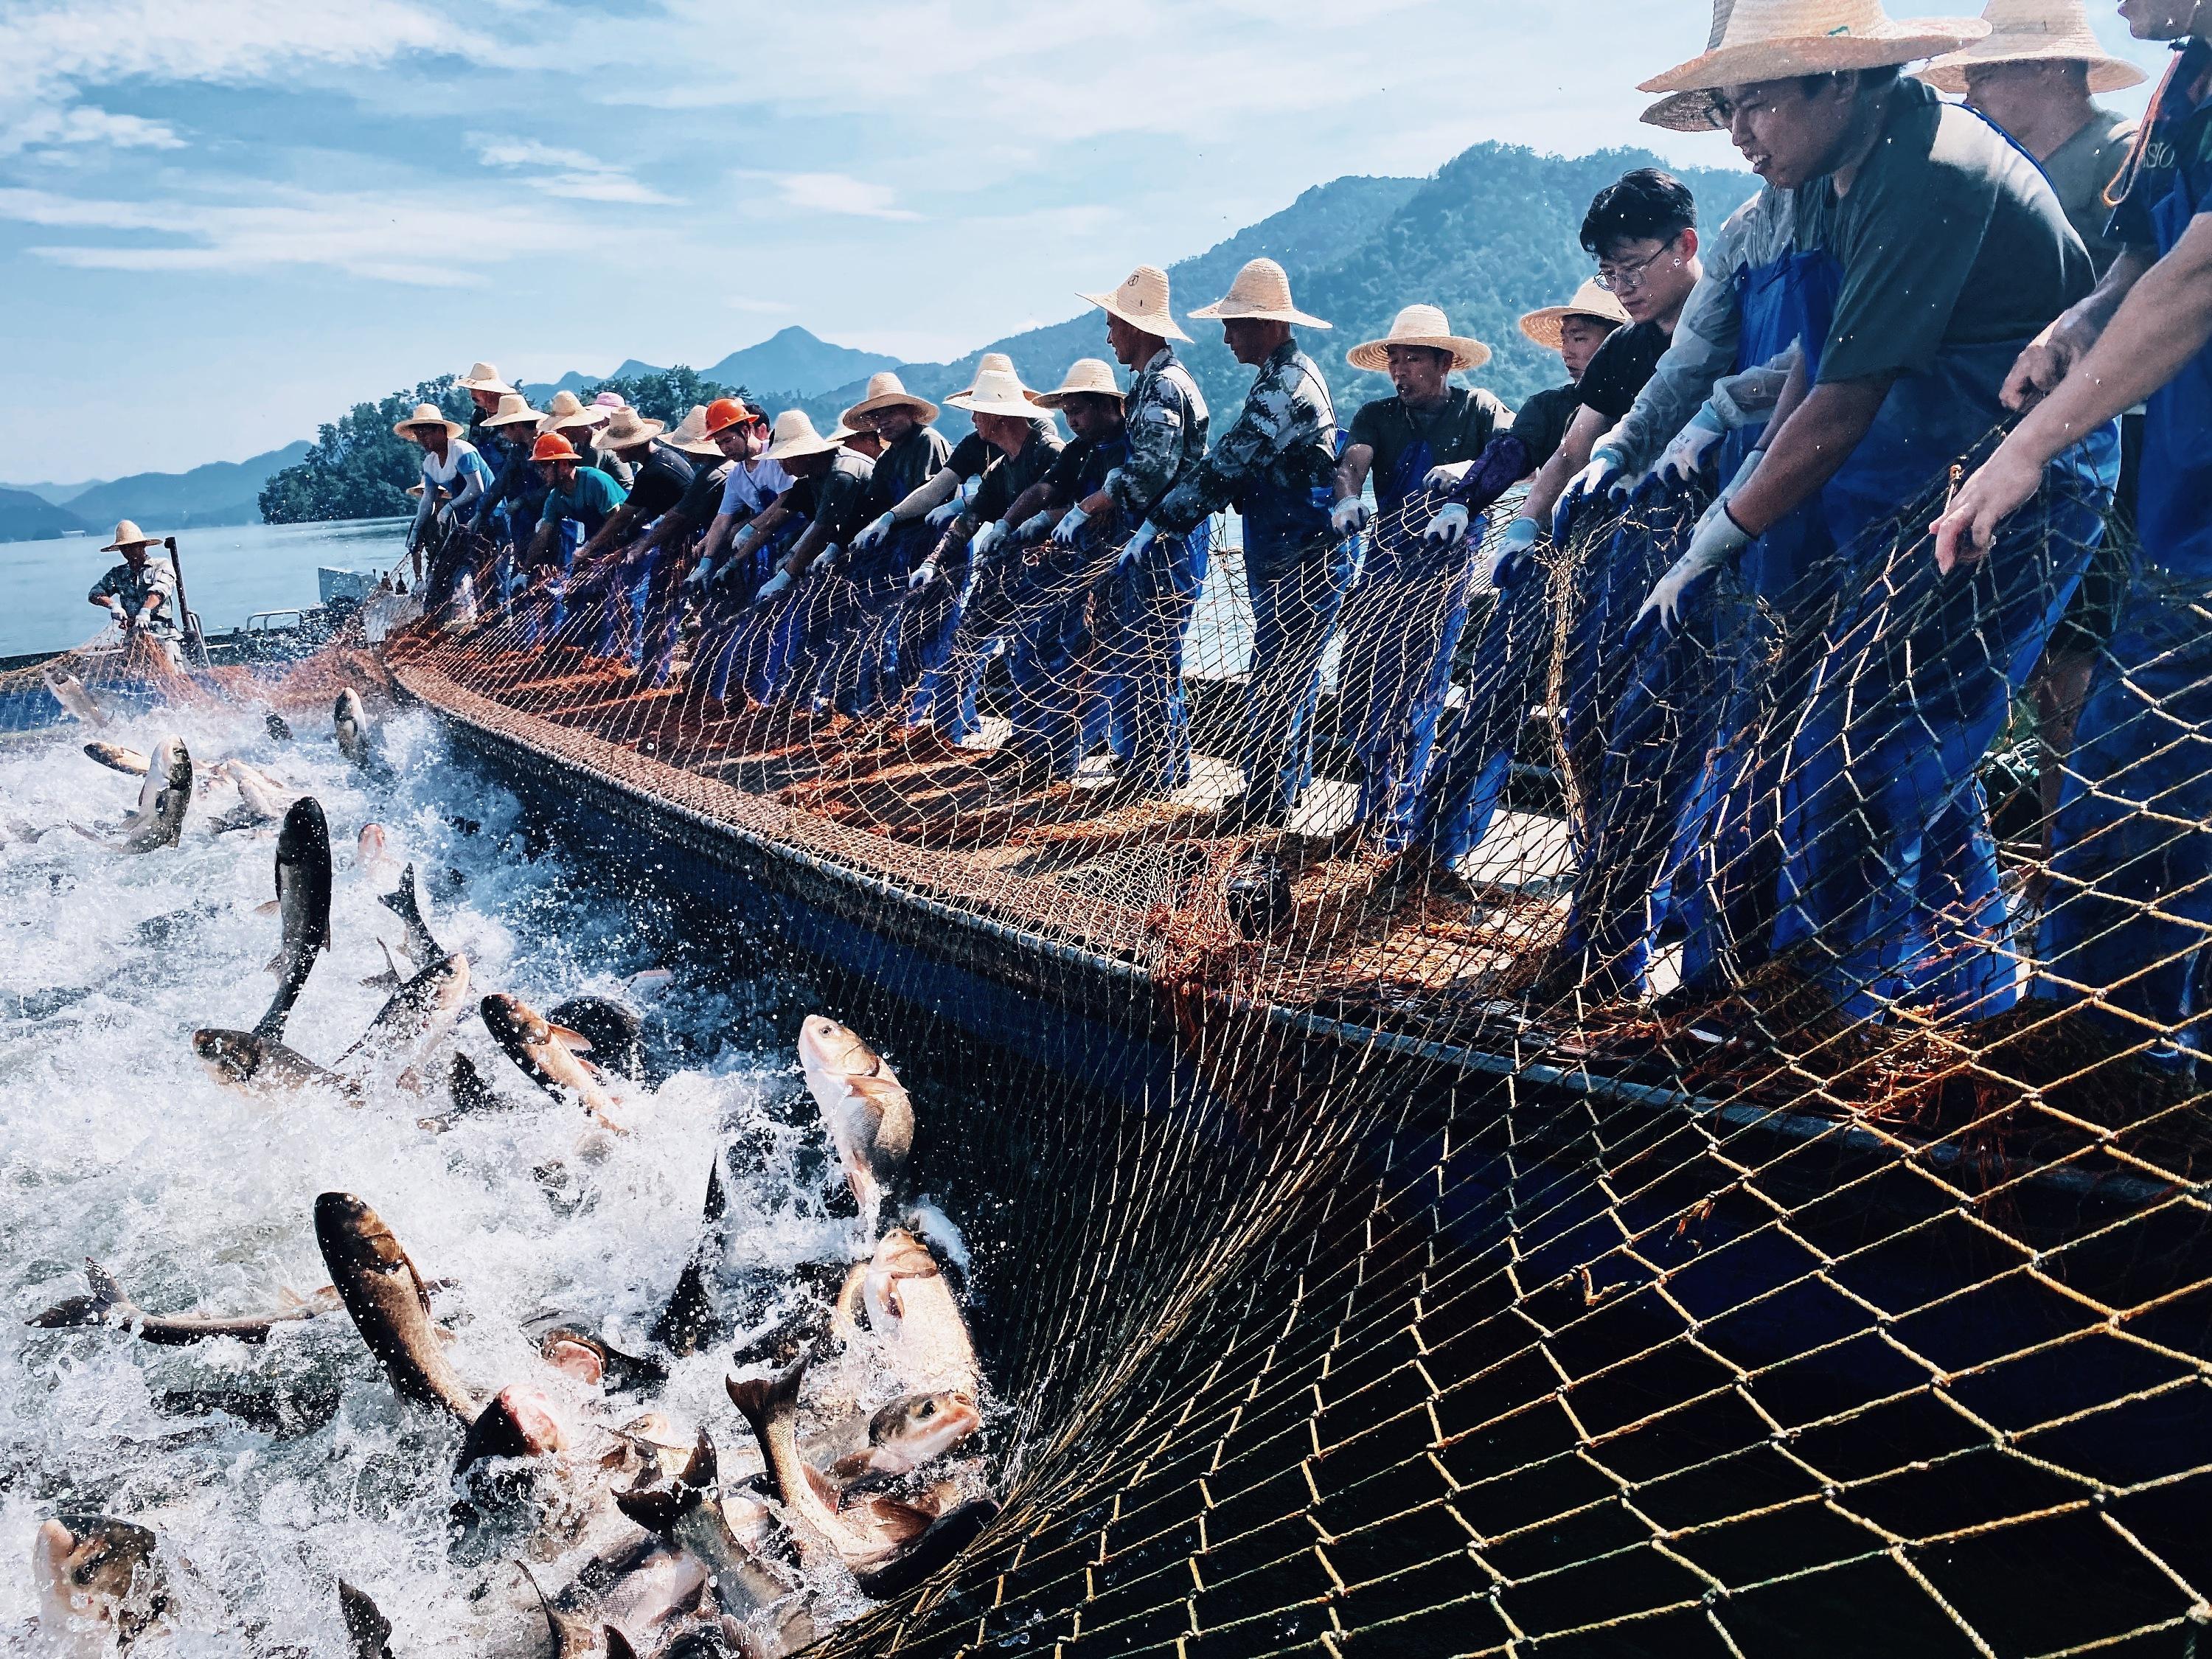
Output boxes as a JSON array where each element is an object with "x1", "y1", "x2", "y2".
[
  {"x1": 908, "y1": 560, "x2": 939, "y2": 591},
  {"x1": 1554, "y1": 448, "x2": 1624, "y2": 539},
  {"x1": 1634, "y1": 504, "x2": 1749, "y2": 636},
  {"x1": 1331, "y1": 497, "x2": 1373, "y2": 536},
  {"x1": 1658, "y1": 405, "x2": 1727, "y2": 485},
  {"x1": 1422, "y1": 503, "x2": 1471, "y2": 548},
  {"x1": 751, "y1": 568, "x2": 793, "y2": 605},
  {"x1": 105, "y1": 598, "x2": 128, "y2": 622},
  {"x1": 1017, "y1": 511, "x2": 1055, "y2": 545},
  {"x1": 1117, "y1": 521, "x2": 1158, "y2": 573},
  {"x1": 1481, "y1": 517, "x2": 1540, "y2": 588},
  {"x1": 1423, "y1": 459, "x2": 1472, "y2": 492},
  {"x1": 1051, "y1": 504, "x2": 1091, "y2": 546},
  {"x1": 854, "y1": 511, "x2": 897, "y2": 551},
  {"x1": 925, "y1": 496, "x2": 964, "y2": 529},
  {"x1": 814, "y1": 542, "x2": 844, "y2": 573},
  {"x1": 973, "y1": 521, "x2": 1009, "y2": 561}
]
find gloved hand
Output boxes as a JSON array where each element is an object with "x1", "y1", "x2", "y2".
[
  {"x1": 814, "y1": 542, "x2": 844, "y2": 573},
  {"x1": 973, "y1": 521, "x2": 1009, "y2": 561},
  {"x1": 854, "y1": 511, "x2": 898, "y2": 551},
  {"x1": 1423, "y1": 459, "x2": 1473, "y2": 492},
  {"x1": 1117, "y1": 521, "x2": 1158, "y2": 573},
  {"x1": 1718, "y1": 447, "x2": 1764, "y2": 507},
  {"x1": 1017, "y1": 511, "x2": 1055, "y2": 545},
  {"x1": 908, "y1": 560, "x2": 939, "y2": 591},
  {"x1": 1633, "y1": 503, "x2": 1749, "y2": 636},
  {"x1": 1554, "y1": 448, "x2": 1624, "y2": 538},
  {"x1": 1658, "y1": 405, "x2": 1727, "y2": 485},
  {"x1": 1331, "y1": 497, "x2": 1373, "y2": 537},
  {"x1": 1482, "y1": 516, "x2": 1540, "y2": 588},
  {"x1": 436, "y1": 504, "x2": 457, "y2": 529},
  {"x1": 1051, "y1": 504, "x2": 1091, "y2": 546},
  {"x1": 105, "y1": 599, "x2": 128, "y2": 625},
  {"x1": 1422, "y1": 504, "x2": 1471, "y2": 548},
  {"x1": 924, "y1": 496, "x2": 964, "y2": 529},
  {"x1": 751, "y1": 568, "x2": 793, "y2": 605}
]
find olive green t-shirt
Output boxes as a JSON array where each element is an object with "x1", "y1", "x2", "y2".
[
  {"x1": 1801, "y1": 77, "x2": 2094, "y2": 385},
  {"x1": 2039, "y1": 105, "x2": 2139, "y2": 274}
]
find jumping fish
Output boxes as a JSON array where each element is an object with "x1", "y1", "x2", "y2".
[
  {"x1": 83, "y1": 742, "x2": 148, "y2": 776},
  {"x1": 799, "y1": 1015, "x2": 914, "y2": 1228},
  {"x1": 357, "y1": 821, "x2": 396, "y2": 873},
  {"x1": 335, "y1": 951, "x2": 470, "y2": 1072},
  {"x1": 265, "y1": 711, "x2": 294, "y2": 742},
  {"x1": 208, "y1": 759, "x2": 291, "y2": 833},
  {"x1": 43, "y1": 665, "x2": 109, "y2": 728},
  {"x1": 532, "y1": 1320, "x2": 669, "y2": 1394},
  {"x1": 455, "y1": 1380, "x2": 569, "y2": 1472},
  {"x1": 192, "y1": 1028, "x2": 363, "y2": 1102},
  {"x1": 313, "y1": 1191, "x2": 477, "y2": 1419},
  {"x1": 613, "y1": 1430, "x2": 815, "y2": 1644},
  {"x1": 380, "y1": 863, "x2": 445, "y2": 965},
  {"x1": 83, "y1": 734, "x2": 192, "y2": 852},
  {"x1": 649, "y1": 1150, "x2": 727, "y2": 1355},
  {"x1": 155, "y1": 1380, "x2": 343, "y2": 1441},
  {"x1": 333, "y1": 688, "x2": 374, "y2": 768},
  {"x1": 860, "y1": 1228, "x2": 980, "y2": 1399},
  {"x1": 337, "y1": 1580, "x2": 394, "y2": 1659},
  {"x1": 25, "y1": 1259, "x2": 342, "y2": 1346},
  {"x1": 479, "y1": 993, "x2": 626, "y2": 1132},
  {"x1": 32, "y1": 1514, "x2": 165, "y2": 1652},
  {"x1": 828, "y1": 1390, "x2": 984, "y2": 1483},
  {"x1": 257, "y1": 796, "x2": 333, "y2": 1040}
]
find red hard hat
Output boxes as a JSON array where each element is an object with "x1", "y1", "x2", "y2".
[
  {"x1": 701, "y1": 397, "x2": 760, "y2": 439},
  {"x1": 532, "y1": 433, "x2": 580, "y2": 463}
]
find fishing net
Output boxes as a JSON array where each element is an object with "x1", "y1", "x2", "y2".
[{"x1": 336, "y1": 428, "x2": 2212, "y2": 1658}]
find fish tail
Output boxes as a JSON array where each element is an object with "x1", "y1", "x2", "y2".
[
  {"x1": 723, "y1": 1354, "x2": 807, "y2": 1439},
  {"x1": 29, "y1": 1259, "x2": 133, "y2": 1327}
]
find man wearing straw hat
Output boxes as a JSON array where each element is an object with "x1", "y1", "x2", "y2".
[
  {"x1": 463, "y1": 392, "x2": 549, "y2": 615},
  {"x1": 86, "y1": 521, "x2": 182, "y2": 661},
  {"x1": 394, "y1": 400, "x2": 493, "y2": 588},
  {"x1": 565, "y1": 406, "x2": 694, "y2": 665},
  {"x1": 1934, "y1": 0, "x2": 2212, "y2": 1055},
  {"x1": 1326, "y1": 305, "x2": 1512, "y2": 853},
  {"x1": 456, "y1": 362, "x2": 518, "y2": 451},
  {"x1": 1148, "y1": 257, "x2": 1340, "y2": 830},
  {"x1": 585, "y1": 405, "x2": 730, "y2": 685},
  {"x1": 1632, "y1": 0, "x2": 2117, "y2": 1020}
]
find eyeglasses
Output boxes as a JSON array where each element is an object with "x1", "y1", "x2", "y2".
[{"x1": 1593, "y1": 242, "x2": 1680, "y2": 293}]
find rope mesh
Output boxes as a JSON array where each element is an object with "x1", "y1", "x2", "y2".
[{"x1": 349, "y1": 439, "x2": 2212, "y2": 1657}]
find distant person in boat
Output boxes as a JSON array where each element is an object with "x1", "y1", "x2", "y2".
[
  {"x1": 86, "y1": 521, "x2": 181, "y2": 663},
  {"x1": 524, "y1": 431, "x2": 628, "y2": 643},
  {"x1": 395, "y1": 401, "x2": 493, "y2": 585},
  {"x1": 1329, "y1": 305, "x2": 1513, "y2": 854},
  {"x1": 1147, "y1": 258, "x2": 1338, "y2": 830},
  {"x1": 455, "y1": 362, "x2": 518, "y2": 451},
  {"x1": 1924, "y1": 0, "x2": 2149, "y2": 885},
  {"x1": 1635, "y1": 0, "x2": 2112, "y2": 1021},
  {"x1": 566, "y1": 407, "x2": 695, "y2": 666},
  {"x1": 1934, "y1": 0, "x2": 2212, "y2": 1057}
]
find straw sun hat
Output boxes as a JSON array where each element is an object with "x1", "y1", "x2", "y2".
[
  {"x1": 1519, "y1": 280, "x2": 1634, "y2": 351},
  {"x1": 762, "y1": 409, "x2": 854, "y2": 463},
  {"x1": 593, "y1": 407, "x2": 667, "y2": 452},
  {"x1": 1641, "y1": 0, "x2": 1988, "y2": 93},
  {"x1": 1347, "y1": 305, "x2": 1490, "y2": 374},
  {"x1": 1031, "y1": 358, "x2": 1124, "y2": 410},
  {"x1": 1077, "y1": 265, "x2": 1193, "y2": 344},
  {"x1": 1920, "y1": 0, "x2": 2147, "y2": 93},
  {"x1": 456, "y1": 361, "x2": 516, "y2": 396},
  {"x1": 945, "y1": 364, "x2": 1045, "y2": 420},
  {"x1": 1189, "y1": 258, "x2": 1331, "y2": 330},
  {"x1": 393, "y1": 401, "x2": 464, "y2": 442},
  {"x1": 666, "y1": 405, "x2": 726, "y2": 458},
  {"x1": 101, "y1": 520, "x2": 164, "y2": 552},
  {"x1": 950, "y1": 353, "x2": 1016, "y2": 400},
  {"x1": 480, "y1": 393, "x2": 543, "y2": 429},
  {"x1": 841, "y1": 372, "x2": 939, "y2": 428},
  {"x1": 537, "y1": 389, "x2": 608, "y2": 437}
]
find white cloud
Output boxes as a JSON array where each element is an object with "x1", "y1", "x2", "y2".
[
  {"x1": 471, "y1": 131, "x2": 679, "y2": 206},
  {"x1": 33, "y1": 105, "x2": 186, "y2": 149},
  {"x1": 740, "y1": 170, "x2": 920, "y2": 222}
]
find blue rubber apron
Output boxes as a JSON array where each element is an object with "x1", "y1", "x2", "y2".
[{"x1": 2036, "y1": 108, "x2": 2212, "y2": 1055}]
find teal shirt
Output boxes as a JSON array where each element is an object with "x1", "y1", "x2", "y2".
[{"x1": 538, "y1": 466, "x2": 628, "y2": 536}]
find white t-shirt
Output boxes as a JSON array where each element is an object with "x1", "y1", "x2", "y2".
[
  {"x1": 422, "y1": 439, "x2": 494, "y2": 496},
  {"x1": 718, "y1": 456, "x2": 793, "y2": 519}
]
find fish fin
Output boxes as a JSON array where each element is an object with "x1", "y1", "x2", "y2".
[
  {"x1": 852, "y1": 1498, "x2": 1001, "y2": 1601},
  {"x1": 81, "y1": 1259, "x2": 131, "y2": 1320},
  {"x1": 723, "y1": 1355, "x2": 808, "y2": 1439},
  {"x1": 830, "y1": 1447, "x2": 877, "y2": 1481},
  {"x1": 254, "y1": 898, "x2": 282, "y2": 917},
  {"x1": 512, "y1": 1563, "x2": 595, "y2": 1659},
  {"x1": 276, "y1": 1286, "x2": 306, "y2": 1311},
  {"x1": 860, "y1": 1493, "x2": 939, "y2": 1546},
  {"x1": 546, "y1": 1023, "x2": 594, "y2": 1054},
  {"x1": 701, "y1": 1150, "x2": 728, "y2": 1224},
  {"x1": 602, "y1": 1628, "x2": 641, "y2": 1659},
  {"x1": 394, "y1": 1245, "x2": 437, "y2": 1321},
  {"x1": 832, "y1": 1263, "x2": 868, "y2": 1343}
]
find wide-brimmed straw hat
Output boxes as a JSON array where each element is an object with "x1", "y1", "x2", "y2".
[
  {"x1": 1920, "y1": 0, "x2": 2146, "y2": 92},
  {"x1": 593, "y1": 407, "x2": 667, "y2": 452},
  {"x1": 1519, "y1": 280, "x2": 1635, "y2": 350},
  {"x1": 1077, "y1": 265, "x2": 1193, "y2": 344},
  {"x1": 538, "y1": 390, "x2": 608, "y2": 437},
  {"x1": 945, "y1": 364, "x2": 1046, "y2": 420},
  {"x1": 480, "y1": 392, "x2": 544, "y2": 429},
  {"x1": 456, "y1": 361, "x2": 516, "y2": 396},
  {"x1": 1643, "y1": 0, "x2": 1739, "y2": 130},
  {"x1": 666, "y1": 405, "x2": 725, "y2": 458},
  {"x1": 101, "y1": 519, "x2": 164, "y2": 552},
  {"x1": 1642, "y1": 0, "x2": 1987, "y2": 93},
  {"x1": 950, "y1": 352, "x2": 1016, "y2": 400},
  {"x1": 1347, "y1": 305, "x2": 1491, "y2": 374},
  {"x1": 762, "y1": 409, "x2": 854, "y2": 463},
  {"x1": 841, "y1": 372, "x2": 939, "y2": 428},
  {"x1": 1189, "y1": 258, "x2": 1331, "y2": 329},
  {"x1": 1030, "y1": 358, "x2": 1124, "y2": 410},
  {"x1": 393, "y1": 401, "x2": 465, "y2": 442}
]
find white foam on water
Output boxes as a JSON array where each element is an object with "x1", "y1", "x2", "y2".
[{"x1": 0, "y1": 696, "x2": 951, "y2": 1652}]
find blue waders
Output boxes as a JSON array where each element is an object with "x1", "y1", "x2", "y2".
[
  {"x1": 1239, "y1": 487, "x2": 1353, "y2": 821},
  {"x1": 1773, "y1": 331, "x2": 2118, "y2": 1019},
  {"x1": 2037, "y1": 140, "x2": 2212, "y2": 1059},
  {"x1": 1334, "y1": 442, "x2": 1480, "y2": 850},
  {"x1": 1088, "y1": 524, "x2": 1211, "y2": 790}
]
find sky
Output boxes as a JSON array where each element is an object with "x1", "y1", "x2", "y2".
[{"x1": 0, "y1": 0, "x2": 2175, "y2": 484}]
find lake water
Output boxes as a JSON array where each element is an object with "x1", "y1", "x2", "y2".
[{"x1": 2, "y1": 519, "x2": 408, "y2": 658}]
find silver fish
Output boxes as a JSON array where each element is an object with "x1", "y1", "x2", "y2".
[
  {"x1": 257, "y1": 796, "x2": 332, "y2": 1040},
  {"x1": 26, "y1": 1259, "x2": 341, "y2": 1346},
  {"x1": 333, "y1": 687, "x2": 373, "y2": 767},
  {"x1": 208, "y1": 759, "x2": 290, "y2": 832},
  {"x1": 313, "y1": 1191, "x2": 478, "y2": 1419},
  {"x1": 335, "y1": 951, "x2": 470, "y2": 1073},
  {"x1": 480, "y1": 993, "x2": 626, "y2": 1133},
  {"x1": 43, "y1": 664, "x2": 109, "y2": 728},
  {"x1": 799, "y1": 1015, "x2": 914, "y2": 1227},
  {"x1": 827, "y1": 1389, "x2": 984, "y2": 1483},
  {"x1": 860, "y1": 1228, "x2": 979, "y2": 1399},
  {"x1": 87, "y1": 734, "x2": 191, "y2": 853},
  {"x1": 83, "y1": 741, "x2": 148, "y2": 776},
  {"x1": 725, "y1": 1359, "x2": 932, "y2": 1576},
  {"x1": 193, "y1": 1028, "x2": 361, "y2": 1102},
  {"x1": 32, "y1": 1514, "x2": 166, "y2": 1652},
  {"x1": 613, "y1": 1429, "x2": 815, "y2": 1646},
  {"x1": 380, "y1": 863, "x2": 445, "y2": 965},
  {"x1": 337, "y1": 1580, "x2": 394, "y2": 1659}
]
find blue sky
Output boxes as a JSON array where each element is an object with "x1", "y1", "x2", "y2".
[{"x1": 0, "y1": 0, "x2": 2172, "y2": 483}]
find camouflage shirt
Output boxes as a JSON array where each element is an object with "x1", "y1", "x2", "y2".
[
  {"x1": 1107, "y1": 346, "x2": 1209, "y2": 521},
  {"x1": 88, "y1": 557, "x2": 180, "y2": 635},
  {"x1": 1155, "y1": 338, "x2": 1336, "y2": 535}
]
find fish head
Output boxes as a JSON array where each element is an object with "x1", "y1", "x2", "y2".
[
  {"x1": 539, "y1": 1327, "x2": 606, "y2": 1387},
  {"x1": 192, "y1": 1028, "x2": 262, "y2": 1082},
  {"x1": 479, "y1": 993, "x2": 549, "y2": 1054},
  {"x1": 35, "y1": 1514, "x2": 159, "y2": 1611},
  {"x1": 868, "y1": 1390, "x2": 982, "y2": 1467},
  {"x1": 313, "y1": 1192, "x2": 413, "y2": 1283},
  {"x1": 157, "y1": 737, "x2": 191, "y2": 794},
  {"x1": 872, "y1": 1228, "x2": 940, "y2": 1279},
  {"x1": 457, "y1": 1383, "x2": 569, "y2": 1472},
  {"x1": 334, "y1": 689, "x2": 365, "y2": 729},
  {"x1": 422, "y1": 953, "x2": 473, "y2": 1011},
  {"x1": 798, "y1": 1014, "x2": 881, "y2": 1080},
  {"x1": 358, "y1": 823, "x2": 387, "y2": 860},
  {"x1": 276, "y1": 796, "x2": 331, "y2": 873}
]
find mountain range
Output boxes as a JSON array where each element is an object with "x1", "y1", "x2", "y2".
[
  {"x1": 521, "y1": 326, "x2": 905, "y2": 408},
  {"x1": 0, "y1": 442, "x2": 312, "y2": 544}
]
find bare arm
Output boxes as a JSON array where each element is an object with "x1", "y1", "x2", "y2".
[
  {"x1": 894, "y1": 466, "x2": 962, "y2": 520},
  {"x1": 1333, "y1": 442, "x2": 1374, "y2": 503},
  {"x1": 1003, "y1": 477, "x2": 1068, "y2": 529},
  {"x1": 1725, "y1": 372, "x2": 1894, "y2": 537},
  {"x1": 2003, "y1": 246, "x2": 2156, "y2": 411}
]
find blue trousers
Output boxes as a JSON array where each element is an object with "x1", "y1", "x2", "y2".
[
  {"x1": 1334, "y1": 532, "x2": 1480, "y2": 852},
  {"x1": 1089, "y1": 524, "x2": 1210, "y2": 790},
  {"x1": 1004, "y1": 540, "x2": 1116, "y2": 777},
  {"x1": 1240, "y1": 531, "x2": 1354, "y2": 819},
  {"x1": 917, "y1": 553, "x2": 1024, "y2": 742},
  {"x1": 2035, "y1": 566, "x2": 2212, "y2": 1061}
]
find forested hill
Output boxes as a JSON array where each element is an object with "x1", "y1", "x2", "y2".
[{"x1": 791, "y1": 142, "x2": 1753, "y2": 438}]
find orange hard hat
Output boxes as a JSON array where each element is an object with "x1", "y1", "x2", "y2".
[
  {"x1": 532, "y1": 433, "x2": 580, "y2": 464},
  {"x1": 700, "y1": 397, "x2": 762, "y2": 439}
]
